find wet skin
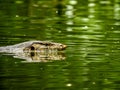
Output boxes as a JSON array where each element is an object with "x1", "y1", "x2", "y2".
[{"x1": 23, "y1": 42, "x2": 67, "y2": 52}]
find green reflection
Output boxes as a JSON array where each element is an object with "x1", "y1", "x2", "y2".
[{"x1": 0, "y1": 0, "x2": 120, "y2": 90}]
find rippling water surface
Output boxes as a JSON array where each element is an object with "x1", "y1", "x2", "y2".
[{"x1": 0, "y1": 0, "x2": 120, "y2": 90}]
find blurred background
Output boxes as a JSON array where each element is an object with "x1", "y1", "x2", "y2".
[{"x1": 0, "y1": 0, "x2": 120, "y2": 90}]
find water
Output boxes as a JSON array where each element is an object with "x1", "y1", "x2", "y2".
[{"x1": 0, "y1": 0, "x2": 120, "y2": 90}]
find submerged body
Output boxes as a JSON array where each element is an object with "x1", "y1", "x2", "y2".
[{"x1": 0, "y1": 41, "x2": 67, "y2": 62}]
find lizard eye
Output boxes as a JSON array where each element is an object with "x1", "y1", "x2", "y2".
[{"x1": 31, "y1": 46, "x2": 35, "y2": 50}]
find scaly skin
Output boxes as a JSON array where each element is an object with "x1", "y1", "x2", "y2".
[
  {"x1": 0, "y1": 40, "x2": 67, "y2": 53},
  {"x1": 23, "y1": 41, "x2": 67, "y2": 52}
]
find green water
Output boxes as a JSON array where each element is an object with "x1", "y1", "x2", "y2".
[{"x1": 0, "y1": 0, "x2": 120, "y2": 90}]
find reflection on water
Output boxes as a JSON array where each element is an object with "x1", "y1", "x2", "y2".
[
  {"x1": 0, "y1": 0, "x2": 120, "y2": 90},
  {"x1": 1, "y1": 51, "x2": 66, "y2": 63},
  {"x1": 13, "y1": 51, "x2": 65, "y2": 63}
]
